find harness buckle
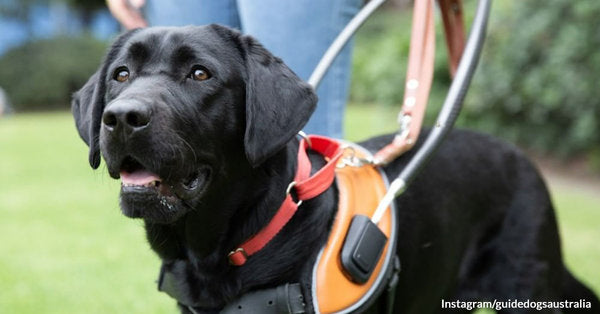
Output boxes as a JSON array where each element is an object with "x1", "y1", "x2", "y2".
[
  {"x1": 228, "y1": 248, "x2": 248, "y2": 265},
  {"x1": 297, "y1": 131, "x2": 312, "y2": 149},
  {"x1": 396, "y1": 113, "x2": 412, "y2": 142},
  {"x1": 337, "y1": 145, "x2": 374, "y2": 168}
]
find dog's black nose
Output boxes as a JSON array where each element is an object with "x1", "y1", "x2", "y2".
[{"x1": 103, "y1": 100, "x2": 151, "y2": 131}]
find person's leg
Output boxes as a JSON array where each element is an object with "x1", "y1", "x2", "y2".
[
  {"x1": 238, "y1": 0, "x2": 361, "y2": 138},
  {"x1": 144, "y1": 0, "x2": 241, "y2": 29}
]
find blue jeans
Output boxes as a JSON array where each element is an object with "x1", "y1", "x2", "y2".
[{"x1": 144, "y1": 0, "x2": 361, "y2": 138}]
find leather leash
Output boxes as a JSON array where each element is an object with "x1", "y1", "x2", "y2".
[
  {"x1": 374, "y1": 0, "x2": 465, "y2": 165},
  {"x1": 439, "y1": 0, "x2": 466, "y2": 77}
]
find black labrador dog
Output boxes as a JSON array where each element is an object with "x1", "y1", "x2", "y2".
[{"x1": 72, "y1": 25, "x2": 599, "y2": 313}]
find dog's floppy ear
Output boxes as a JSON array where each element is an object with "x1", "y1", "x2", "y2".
[
  {"x1": 241, "y1": 35, "x2": 317, "y2": 167},
  {"x1": 71, "y1": 29, "x2": 140, "y2": 169},
  {"x1": 72, "y1": 71, "x2": 101, "y2": 168}
]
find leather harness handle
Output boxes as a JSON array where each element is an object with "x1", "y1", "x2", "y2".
[
  {"x1": 439, "y1": 0, "x2": 466, "y2": 77},
  {"x1": 374, "y1": 0, "x2": 465, "y2": 165}
]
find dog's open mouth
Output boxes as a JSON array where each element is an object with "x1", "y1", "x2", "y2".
[
  {"x1": 116, "y1": 155, "x2": 211, "y2": 222},
  {"x1": 118, "y1": 156, "x2": 210, "y2": 201},
  {"x1": 120, "y1": 156, "x2": 174, "y2": 197}
]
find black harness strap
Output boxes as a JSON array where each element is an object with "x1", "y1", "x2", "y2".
[
  {"x1": 384, "y1": 256, "x2": 401, "y2": 314},
  {"x1": 158, "y1": 264, "x2": 305, "y2": 313},
  {"x1": 221, "y1": 283, "x2": 305, "y2": 314},
  {"x1": 158, "y1": 262, "x2": 198, "y2": 308}
]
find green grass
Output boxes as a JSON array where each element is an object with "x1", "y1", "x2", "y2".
[
  {"x1": 552, "y1": 189, "x2": 600, "y2": 294},
  {"x1": 0, "y1": 112, "x2": 174, "y2": 313},
  {"x1": 345, "y1": 103, "x2": 400, "y2": 142},
  {"x1": 1, "y1": 110, "x2": 598, "y2": 313}
]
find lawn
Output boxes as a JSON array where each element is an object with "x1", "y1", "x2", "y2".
[{"x1": 1, "y1": 110, "x2": 598, "y2": 313}]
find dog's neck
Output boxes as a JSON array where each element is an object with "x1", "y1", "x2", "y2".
[{"x1": 144, "y1": 138, "x2": 337, "y2": 309}]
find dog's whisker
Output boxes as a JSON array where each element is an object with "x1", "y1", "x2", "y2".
[{"x1": 179, "y1": 136, "x2": 198, "y2": 164}]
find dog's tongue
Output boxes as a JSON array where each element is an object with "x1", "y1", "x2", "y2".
[{"x1": 120, "y1": 170, "x2": 161, "y2": 186}]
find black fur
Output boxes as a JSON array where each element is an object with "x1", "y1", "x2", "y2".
[{"x1": 72, "y1": 25, "x2": 599, "y2": 313}]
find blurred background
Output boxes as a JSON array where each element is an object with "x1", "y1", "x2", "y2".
[{"x1": 0, "y1": 0, "x2": 598, "y2": 313}]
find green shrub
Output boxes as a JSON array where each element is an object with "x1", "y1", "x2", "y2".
[
  {"x1": 352, "y1": 2, "x2": 600, "y2": 162},
  {"x1": 351, "y1": 11, "x2": 412, "y2": 107},
  {"x1": 0, "y1": 35, "x2": 108, "y2": 110},
  {"x1": 464, "y1": 0, "x2": 600, "y2": 159}
]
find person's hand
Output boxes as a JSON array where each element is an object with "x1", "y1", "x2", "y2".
[{"x1": 107, "y1": 0, "x2": 147, "y2": 30}]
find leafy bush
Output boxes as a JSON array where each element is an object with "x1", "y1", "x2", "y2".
[
  {"x1": 352, "y1": 2, "x2": 600, "y2": 162},
  {"x1": 351, "y1": 11, "x2": 411, "y2": 106},
  {"x1": 464, "y1": 0, "x2": 600, "y2": 160},
  {"x1": 0, "y1": 35, "x2": 108, "y2": 110}
]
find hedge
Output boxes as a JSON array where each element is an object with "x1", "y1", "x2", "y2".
[{"x1": 0, "y1": 35, "x2": 107, "y2": 110}]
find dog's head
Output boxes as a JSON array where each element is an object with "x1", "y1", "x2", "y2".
[{"x1": 72, "y1": 25, "x2": 316, "y2": 224}]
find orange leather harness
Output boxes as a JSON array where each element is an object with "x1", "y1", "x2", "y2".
[{"x1": 312, "y1": 141, "x2": 398, "y2": 313}]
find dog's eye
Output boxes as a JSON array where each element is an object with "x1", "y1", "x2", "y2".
[
  {"x1": 189, "y1": 66, "x2": 211, "y2": 81},
  {"x1": 113, "y1": 67, "x2": 130, "y2": 82}
]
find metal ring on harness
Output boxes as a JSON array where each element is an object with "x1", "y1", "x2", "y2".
[
  {"x1": 297, "y1": 130, "x2": 312, "y2": 149},
  {"x1": 286, "y1": 181, "x2": 303, "y2": 207}
]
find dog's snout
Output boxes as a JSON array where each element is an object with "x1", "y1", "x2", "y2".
[{"x1": 103, "y1": 100, "x2": 151, "y2": 131}]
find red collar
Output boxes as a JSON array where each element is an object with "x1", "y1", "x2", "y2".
[{"x1": 228, "y1": 135, "x2": 343, "y2": 266}]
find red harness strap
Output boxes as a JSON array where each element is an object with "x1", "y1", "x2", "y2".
[{"x1": 228, "y1": 136, "x2": 343, "y2": 266}]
